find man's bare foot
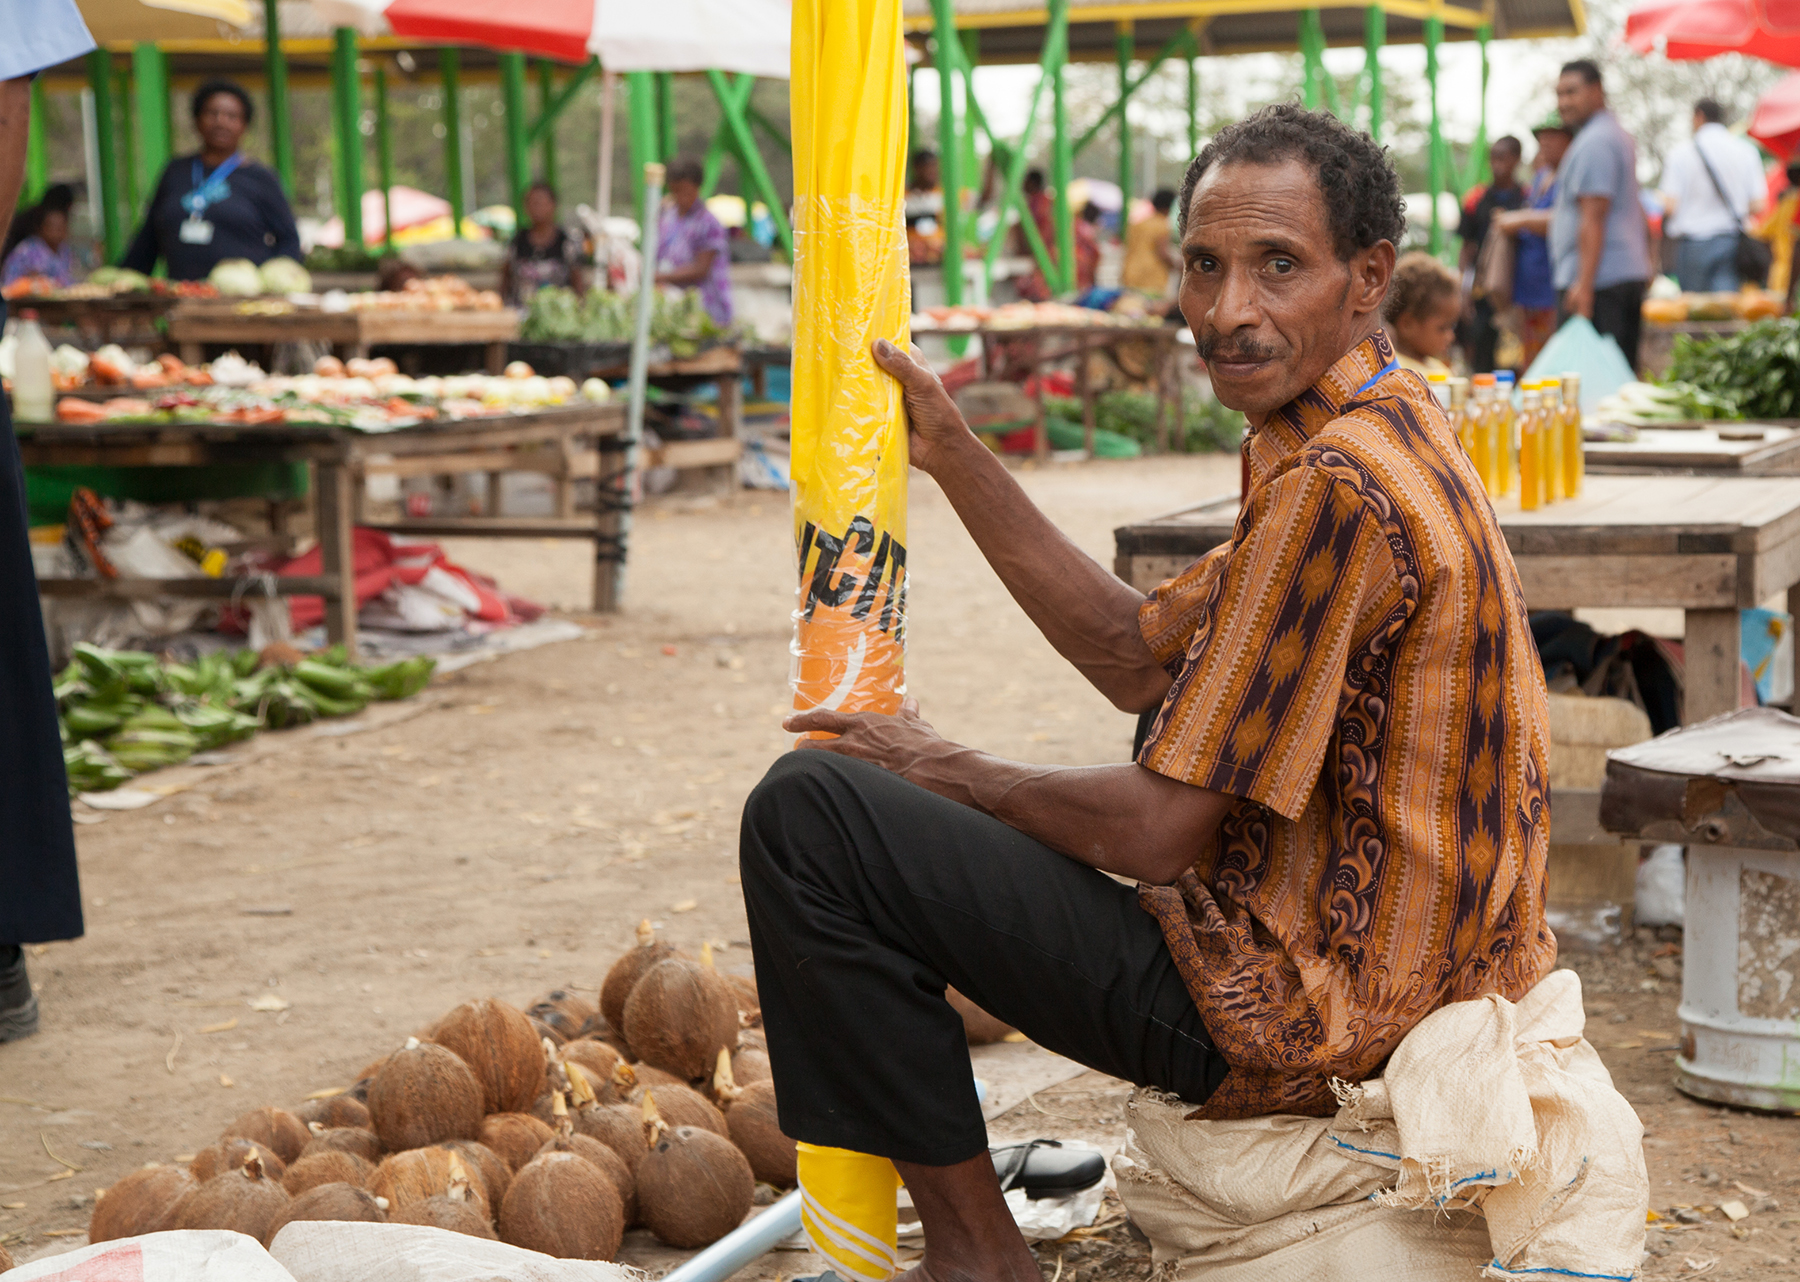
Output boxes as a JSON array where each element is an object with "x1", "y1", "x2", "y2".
[{"x1": 893, "y1": 1153, "x2": 1045, "y2": 1282}]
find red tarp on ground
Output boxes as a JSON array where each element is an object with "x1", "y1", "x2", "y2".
[{"x1": 273, "y1": 528, "x2": 512, "y2": 631}]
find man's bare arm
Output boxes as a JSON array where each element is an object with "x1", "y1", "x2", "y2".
[
  {"x1": 788, "y1": 700, "x2": 1227, "y2": 884},
  {"x1": 1565, "y1": 194, "x2": 1609, "y2": 319},
  {"x1": 0, "y1": 79, "x2": 33, "y2": 241},
  {"x1": 872, "y1": 339, "x2": 1172, "y2": 714}
]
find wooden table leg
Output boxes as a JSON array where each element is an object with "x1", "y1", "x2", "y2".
[
  {"x1": 553, "y1": 442, "x2": 576, "y2": 518},
  {"x1": 486, "y1": 341, "x2": 505, "y2": 375},
  {"x1": 1079, "y1": 336, "x2": 1096, "y2": 458},
  {"x1": 180, "y1": 341, "x2": 203, "y2": 365},
  {"x1": 1033, "y1": 337, "x2": 1048, "y2": 461},
  {"x1": 716, "y1": 372, "x2": 742, "y2": 501},
  {"x1": 315, "y1": 460, "x2": 358, "y2": 654},
  {"x1": 485, "y1": 471, "x2": 503, "y2": 517},
  {"x1": 1684, "y1": 607, "x2": 1741, "y2": 723},
  {"x1": 592, "y1": 442, "x2": 625, "y2": 613}
]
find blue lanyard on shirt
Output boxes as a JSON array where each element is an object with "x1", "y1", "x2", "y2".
[
  {"x1": 1352, "y1": 358, "x2": 1399, "y2": 399},
  {"x1": 183, "y1": 154, "x2": 243, "y2": 217}
]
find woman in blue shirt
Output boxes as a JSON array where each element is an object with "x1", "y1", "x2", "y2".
[
  {"x1": 121, "y1": 80, "x2": 300, "y2": 280},
  {"x1": 1495, "y1": 118, "x2": 1572, "y2": 369}
]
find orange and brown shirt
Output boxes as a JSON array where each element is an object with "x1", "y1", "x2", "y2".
[{"x1": 1136, "y1": 330, "x2": 1556, "y2": 1120}]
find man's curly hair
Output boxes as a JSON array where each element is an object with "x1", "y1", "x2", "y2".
[{"x1": 1176, "y1": 103, "x2": 1406, "y2": 259}]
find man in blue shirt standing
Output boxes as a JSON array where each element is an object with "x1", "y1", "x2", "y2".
[{"x1": 1550, "y1": 59, "x2": 1653, "y2": 370}]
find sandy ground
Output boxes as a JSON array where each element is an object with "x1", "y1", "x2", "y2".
[{"x1": 3, "y1": 453, "x2": 1797, "y2": 1278}]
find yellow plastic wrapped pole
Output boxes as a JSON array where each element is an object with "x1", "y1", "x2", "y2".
[
  {"x1": 797, "y1": 1142, "x2": 902, "y2": 1282},
  {"x1": 788, "y1": 0, "x2": 911, "y2": 724}
]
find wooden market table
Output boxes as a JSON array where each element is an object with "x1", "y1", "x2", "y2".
[
  {"x1": 971, "y1": 322, "x2": 1184, "y2": 458},
  {"x1": 591, "y1": 343, "x2": 744, "y2": 493},
  {"x1": 1585, "y1": 423, "x2": 1800, "y2": 475},
  {"x1": 167, "y1": 303, "x2": 520, "y2": 373},
  {"x1": 23, "y1": 293, "x2": 181, "y2": 346},
  {"x1": 1113, "y1": 474, "x2": 1800, "y2": 724},
  {"x1": 19, "y1": 402, "x2": 629, "y2": 654}
]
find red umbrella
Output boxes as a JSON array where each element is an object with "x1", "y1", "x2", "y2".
[
  {"x1": 1751, "y1": 71, "x2": 1800, "y2": 157},
  {"x1": 1626, "y1": 0, "x2": 1800, "y2": 63}
]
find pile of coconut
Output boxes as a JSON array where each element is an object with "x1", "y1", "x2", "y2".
[{"x1": 85, "y1": 927, "x2": 787, "y2": 1262}]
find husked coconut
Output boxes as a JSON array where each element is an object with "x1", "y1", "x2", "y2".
[
  {"x1": 724, "y1": 973, "x2": 761, "y2": 1027},
  {"x1": 599, "y1": 920, "x2": 679, "y2": 1034},
  {"x1": 282, "y1": 1149, "x2": 375, "y2": 1196},
  {"x1": 371, "y1": 1147, "x2": 491, "y2": 1219},
  {"x1": 498, "y1": 1151, "x2": 623, "y2": 1261},
  {"x1": 0, "y1": 1243, "x2": 11, "y2": 1272},
  {"x1": 629, "y1": 1063, "x2": 689, "y2": 1093},
  {"x1": 526, "y1": 989, "x2": 599, "y2": 1044},
  {"x1": 725, "y1": 1079, "x2": 797, "y2": 1187},
  {"x1": 637, "y1": 1121, "x2": 754, "y2": 1248},
  {"x1": 623, "y1": 956, "x2": 738, "y2": 1081},
  {"x1": 88, "y1": 1164, "x2": 197, "y2": 1241},
  {"x1": 431, "y1": 998, "x2": 547, "y2": 1115},
  {"x1": 442, "y1": 1138, "x2": 513, "y2": 1206},
  {"x1": 635, "y1": 1083, "x2": 727, "y2": 1138},
  {"x1": 168, "y1": 1152, "x2": 291, "y2": 1245},
  {"x1": 366, "y1": 1037, "x2": 484, "y2": 1151},
  {"x1": 292, "y1": 1093, "x2": 371, "y2": 1130},
  {"x1": 266, "y1": 1181, "x2": 387, "y2": 1237},
  {"x1": 947, "y1": 987, "x2": 1017, "y2": 1045},
  {"x1": 222, "y1": 1106, "x2": 313, "y2": 1165},
  {"x1": 392, "y1": 1192, "x2": 497, "y2": 1239},
  {"x1": 190, "y1": 1137, "x2": 286, "y2": 1183},
  {"x1": 737, "y1": 1028, "x2": 767, "y2": 1053},
  {"x1": 479, "y1": 1111, "x2": 557, "y2": 1172},
  {"x1": 731, "y1": 1048, "x2": 772, "y2": 1088},
  {"x1": 537, "y1": 1134, "x2": 636, "y2": 1225},
  {"x1": 571, "y1": 1101, "x2": 649, "y2": 1175},
  {"x1": 300, "y1": 1125, "x2": 381, "y2": 1165},
  {"x1": 348, "y1": 1054, "x2": 389, "y2": 1102},
  {"x1": 560, "y1": 1038, "x2": 626, "y2": 1093}
]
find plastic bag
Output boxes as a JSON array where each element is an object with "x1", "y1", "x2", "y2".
[
  {"x1": 787, "y1": 0, "x2": 911, "y2": 723},
  {"x1": 267, "y1": 1220, "x2": 636, "y2": 1282},
  {"x1": 1520, "y1": 315, "x2": 1637, "y2": 412},
  {"x1": 3, "y1": 1230, "x2": 296, "y2": 1281}
]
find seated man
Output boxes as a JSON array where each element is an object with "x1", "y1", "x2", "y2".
[{"x1": 741, "y1": 103, "x2": 1554, "y2": 1282}]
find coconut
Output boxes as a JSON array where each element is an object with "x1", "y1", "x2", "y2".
[
  {"x1": 431, "y1": 998, "x2": 547, "y2": 1115},
  {"x1": 282, "y1": 1149, "x2": 375, "y2": 1197},
  {"x1": 292, "y1": 1093, "x2": 371, "y2": 1130},
  {"x1": 349, "y1": 1054, "x2": 389, "y2": 1102},
  {"x1": 498, "y1": 1151, "x2": 623, "y2": 1261},
  {"x1": 392, "y1": 1192, "x2": 498, "y2": 1239},
  {"x1": 623, "y1": 957, "x2": 738, "y2": 1081},
  {"x1": 300, "y1": 1125, "x2": 381, "y2": 1165},
  {"x1": 947, "y1": 987, "x2": 1017, "y2": 1045},
  {"x1": 168, "y1": 1152, "x2": 291, "y2": 1245},
  {"x1": 371, "y1": 1147, "x2": 491, "y2": 1219},
  {"x1": 526, "y1": 989, "x2": 599, "y2": 1045},
  {"x1": 536, "y1": 1134, "x2": 636, "y2": 1226},
  {"x1": 737, "y1": 1028, "x2": 767, "y2": 1053},
  {"x1": 566, "y1": 1061, "x2": 630, "y2": 1107},
  {"x1": 635, "y1": 1084, "x2": 727, "y2": 1138},
  {"x1": 725, "y1": 1079, "x2": 797, "y2": 1187},
  {"x1": 0, "y1": 1243, "x2": 11, "y2": 1273},
  {"x1": 561, "y1": 1038, "x2": 625, "y2": 1091},
  {"x1": 479, "y1": 1112, "x2": 557, "y2": 1172},
  {"x1": 190, "y1": 1137, "x2": 286, "y2": 1183},
  {"x1": 629, "y1": 1063, "x2": 690, "y2": 1093},
  {"x1": 266, "y1": 1182, "x2": 387, "y2": 1238},
  {"x1": 637, "y1": 1122, "x2": 755, "y2": 1248},
  {"x1": 731, "y1": 1048, "x2": 772, "y2": 1088},
  {"x1": 366, "y1": 1037, "x2": 484, "y2": 1152},
  {"x1": 724, "y1": 973, "x2": 761, "y2": 1026},
  {"x1": 442, "y1": 1138, "x2": 513, "y2": 1207},
  {"x1": 571, "y1": 1101, "x2": 650, "y2": 1175},
  {"x1": 88, "y1": 1164, "x2": 197, "y2": 1242},
  {"x1": 222, "y1": 1105, "x2": 313, "y2": 1165},
  {"x1": 599, "y1": 920, "x2": 680, "y2": 1035}
]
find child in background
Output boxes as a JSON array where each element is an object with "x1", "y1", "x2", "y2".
[{"x1": 1384, "y1": 251, "x2": 1461, "y2": 376}]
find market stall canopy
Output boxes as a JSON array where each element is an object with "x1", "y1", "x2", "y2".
[
  {"x1": 305, "y1": 0, "x2": 790, "y2": 75},
  {"x1": 899, "y1": 0, "x2": 1583, "y2": 61},
  {"x1": 76, "y1": 0, "x2": 252, "y2": 44},
  {"x1": 1751, "y1": 69, "x2": 1800, "y2": 156},
  {"x1": 1625, "y1": 0, "x2": 1800, "y2": 63}
]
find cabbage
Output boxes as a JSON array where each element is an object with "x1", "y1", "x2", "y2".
[
  {"x1": 581, "y1": 378, "x2": 611, "y2": 402},
  {"x1": 89, "y1": 266, "x2": 152, "y2": 292},
  {"x1": 257, "y1": 256, "x2": 312, "y2": 295},
  {"x1": 209, "y1": 258, "x2": 264, "y2": 296}
]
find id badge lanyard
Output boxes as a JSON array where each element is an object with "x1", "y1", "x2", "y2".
[{"x1": 181, "y1": 153, "x2": 242, "y2": 242}]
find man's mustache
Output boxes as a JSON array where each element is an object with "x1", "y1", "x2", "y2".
[{"x1": 1194, "y1": 334, "x2": 1278, "y2": 363}]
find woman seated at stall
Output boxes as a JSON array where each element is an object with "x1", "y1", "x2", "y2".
[
  {"x1": 502, "y1": 181, "x2": 588, "y2": 305},
  {"x1": 2, "y1": 184, "x2": 76, "y2": 290},
  {"x1": 121, "y1": 79, "x2": 300, "y2": 280}
]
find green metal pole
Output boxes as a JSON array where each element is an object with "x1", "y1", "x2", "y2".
[
  {"x1": 907, "y1": 66, "x2": 917, "y2": 169},
  {"x1": 1468, "y1": 24, "x2": 1492, "y2": 191},
  {"x1": 498, "y1": 51, "x2": 530, "y2": 217},
  {"x1": 1185, "y1": 32, "x2": 1198, "y2": 159},
  {"x1": 656, "y1": 72, "x2": 675, "y2": 161},
  {"x1": 980, "y1": 7, "x2": 1064, "y2": 286},
  {"x1": 931, "y1": 0, "x2": 963, "y2": 318},
  {"x1": 536, "y1": 60, "x2": 558, "y2": 193},
  {"x1": 118, "y1": 65, "x2": 137, "y2": 216},
  {"x1": 1049, "y1": 0, "x2": 1074, "y2": 293},
  {"x1": 626, "y1": 72, "x2": 659, "y2": 228},
  {"x1": 1364, "y1": 6, "x2": 1384, "y2": 143},
  {"x1": 331, "y1": 28, "x2": 363, "y2": 248},
  {"x1": 1301, "y1": 10, "x2": 1322, "y2": 111},
  {"x1": 263, "y1": 0, "x2": 294, "y2": 196},
  {"x1": 25, "y1": 79, "x2": 47, "y2": 206},
  {"x1": 701, "y1": 73, "x2": 754, "y2": 198},
  {"x1": 1116, "y1": 22, "x2": 1132, "y2": 229},
  {"x1": 703, "y1": 69, "x2": 792, "y2": 261},
  {"x1": 131, "y1": 43, "x2": 170, "y2": 212},
  {"x1": 88, "y1": 51, "x2": 121, "y2": 260},
  {"x1": 441, "y1": 49, "x2": 465, "y2": 234},
  {"x1": 958, "y1": 28, "x2": 980, "y2": 254},
  {"x1": 1424, "y1": 15, "x2": 1442, "y2": 255},
  {"x1": 375, "y1": 64, "x2": 395, "y2": 251}
]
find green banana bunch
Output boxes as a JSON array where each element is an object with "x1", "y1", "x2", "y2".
[
  {"x1": 173, "y1": 701, "x2": 260, "y2": 750},
  {"x1": 104, "y1": 706, "x2": 199, "y2": 772},
  {"x1": 365, "y1": 655, "x2": 436, "y2": 700},
  {"x1": 61, "y1": 693, "x2": 146, "y2": 738},
  {"x1": 72, "y1": 642, "x2": 163, "y2": 697},
  {"x1": 64, "y1": 740, "x2": 134, "y2": 796}
]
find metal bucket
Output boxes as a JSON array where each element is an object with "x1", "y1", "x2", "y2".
[{"x1": 1679, "y1": 843, "x2": 1800, "y2": 1113}]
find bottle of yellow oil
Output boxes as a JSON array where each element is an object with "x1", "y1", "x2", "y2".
[
  {"x1": 1518, "y1": 387, "x2": 1543, "y2": 511},
  {"x1": 1447, "y1": 377, "x2": 1469, "y2": 455},
  {"x1": 1538, "y1": 382, "x2": 1565, "y2": 503},
  {"x1": 1493, "y1": 371, "x2": 1516, "y2": 497},
  {"x1": 1559, "y1": 373, "x2": 1583, "y2": 500},
  {"x1": 1469, "y1": 374, "x2": 1497, "y2": 493}
]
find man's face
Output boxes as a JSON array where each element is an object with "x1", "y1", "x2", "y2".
[
  {"x1": 1490, "y1": 143, "x2": 1520, "y2": 187},
  {"x1": 1535, "y1": 131, "x2": 1571, "y2": 171},
  {"x1": 1177, "y1": 158, "x2": 1393, "y2": 418},
  {"x1": 1692, "y1": 110, "x2": 1708, "y2": 134},
  {"x1": 669, "y1": 179, "x2": 700, "y2": 213},
  {"x1": 1556, "y1": 73, "x2": 1603, "y2": 131},
  {"x1": 914, "y1": 157, "x2": 939, "y2": 190}
]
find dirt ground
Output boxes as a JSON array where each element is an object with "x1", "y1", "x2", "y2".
[{"x1": 3, "y1": 452, "x2": 1797, "y2": 1278}]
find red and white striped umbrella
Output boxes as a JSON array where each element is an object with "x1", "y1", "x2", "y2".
[
  {"x1": 1625, "y1": 0, "x2": 1800, "y2": 64},
  {"x1": 309, "y1": 0, "x2": 789, "y2": 75}
]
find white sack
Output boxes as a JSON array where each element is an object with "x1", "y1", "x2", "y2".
[
  {"x1": 268, "y1": 1220, "x2": 639, "y2": 1282},
  {"x1": 1, "y1": 1229, "x2": 296, "y2": 1281}
]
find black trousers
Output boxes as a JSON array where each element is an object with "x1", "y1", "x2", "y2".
[
  {"x1": 1561, "y1": 279, "x2": 1646, "y2": 373},
  {"x1": 740, "y1": 751, "x2": 1226, "y2": 1167},
  {"x1": 1467, "y1": 297, "x2": 1502, "y2": 375}
]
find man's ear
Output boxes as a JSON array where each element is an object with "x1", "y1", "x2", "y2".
[{"x1": 1352, "y1": 240, "x2": 1397, "y2": 318}]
